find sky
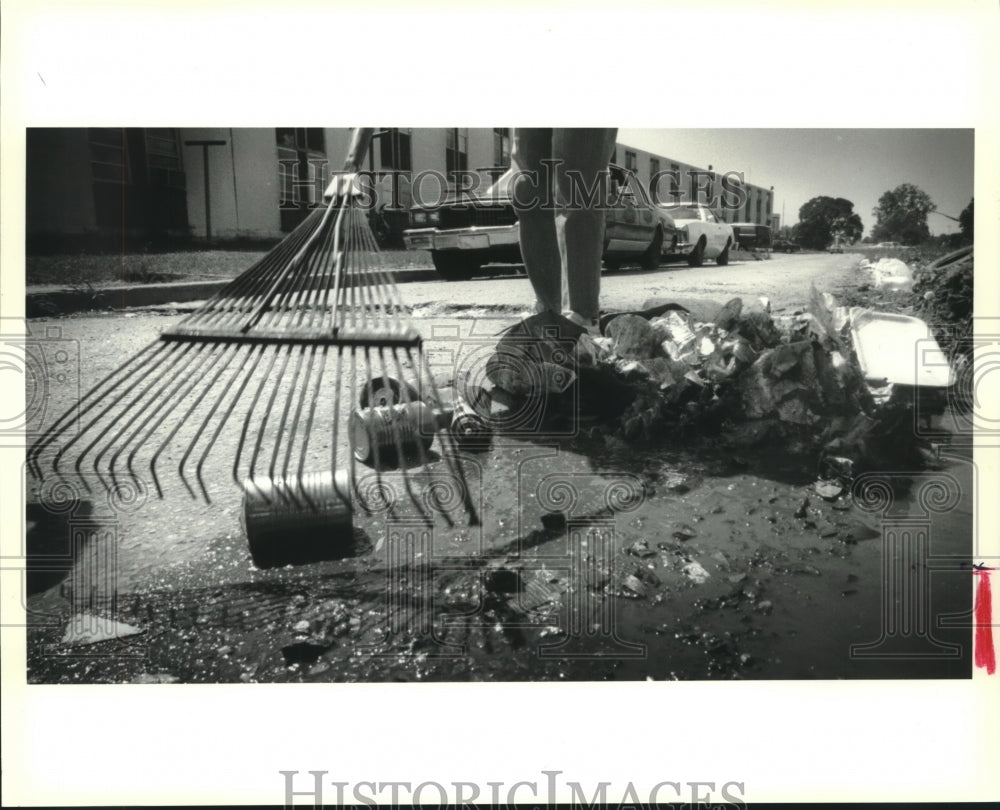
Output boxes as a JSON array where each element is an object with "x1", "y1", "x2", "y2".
[{"x1": 618, "y1": 129, "x2": 974, "y2": 236}]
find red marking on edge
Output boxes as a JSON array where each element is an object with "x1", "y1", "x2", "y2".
[{"x1": 974, "y1": 570, "x2": 995, "y2": 675}]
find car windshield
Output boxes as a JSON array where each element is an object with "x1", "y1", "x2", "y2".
[{"x1": 663, "y1": 206, "x2": 703, "y2": 220}]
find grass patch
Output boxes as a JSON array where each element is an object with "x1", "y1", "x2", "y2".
[{"x1": 26, "y1": 249, "x2": 433, "y2": 288}]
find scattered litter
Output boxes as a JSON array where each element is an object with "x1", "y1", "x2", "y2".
[
  {"x1": 682, "y1": 560, "x2": 711, "y2": 585},
  {"x1": 627, "y1": 540, "x2": 657, "y2": 558},
  {"x1": 622, "y1": 573, "x2": 648, "y2": 597},
  {"x1": 814, "y1": 480, "x2": 844, "y2": 501},
  {"x1": 130, "y1": 673, "x2": 179, "y2": 684},
  {"x1": 61, "y1": 615, "x2": 143, "y2": 646},
  {"x1": 672, "y1": 523, "x2": 697, "y2": 541},
  {"x1": 867, "y1": 258, "x2": 913, "y2": 291}
]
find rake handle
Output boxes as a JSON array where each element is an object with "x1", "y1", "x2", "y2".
[{"x1": 343, "y1": 127, "x2": 375, "y2": 173}]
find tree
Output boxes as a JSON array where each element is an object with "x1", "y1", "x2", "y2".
[
  {"x1": 871, "y1": 183, "x2": 935, "y2": 245},
  {"x1": 795, "y1": 196, "x2": 864, "y2": 250},
  {"x1": 959, "y1": 197, "x2": 973, "y2": 243}
]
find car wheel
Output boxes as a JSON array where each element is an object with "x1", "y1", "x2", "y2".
[
  {"x1": 432, "y1": 251, "x2": 479, "y2": 281},
  {"x1": 639, "y1": 227, "x2": 663, "y2": 271},
  {"x1": 687, "y1": 238, "x2": 706, "y2": 268},
  {"x1": 716, "y1": 238, "x2": 731, "y2": 266}
]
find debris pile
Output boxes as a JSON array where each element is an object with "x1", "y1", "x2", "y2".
[
  {"x1": 911, "y1": 246, "x2": 974, "y2": 357},
  {"x1": 484, "y1": 288, "x2": 953, "y2": 477}
]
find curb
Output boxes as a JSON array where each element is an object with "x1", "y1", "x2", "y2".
[{"x1": 25, "y1": 266, "x2": 447, "y2": 318}]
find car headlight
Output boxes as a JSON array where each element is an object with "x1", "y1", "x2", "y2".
[
  {"x1": 427, "y1": 210, "x2": 440, "y2": 224},
  {"x1": 412, "y1": 211, "x2": 427, "y2": 225},
  {"x1": 680, "y1": 226, "x2": 689, "y2": 242}
]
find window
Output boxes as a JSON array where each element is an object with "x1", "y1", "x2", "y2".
[
  {"x1": 144, "y1": 128, "x2": 185, "y2": 189},
  {"x1": 670, "y1": 163, "x2": 680, "y2": 199},
  {"x1": 756, "y1": 194, "x2": 762, "y2": 223},
  {"x1": 88, "y1": 128, "x2": 187, "y2": 231},
  {"x1": 275, "y1": 128, "x2": 325, "y2": 154},
  {"x1": 611, "y1": 147, "x2": 617, "y2": 164},
  {"x1": 276, "y1": 128, "x2": 327, "y2": 230},
  {"x1": 446, "y1": 128, "x2": 468, "y2": 180},
  {"x1": 381, "y1": 128, "x2": 412, "y2": 172},
  {"x1": 648, "y1": 157, "x2": 660, "y2": 197},
  {"x1": 745, "y1": 189, "x2": 753, "y2": 221},
  {"x1": 625, "y1": 150, "x2": 637, "y2": 173},
  {"x1": 493, "y1": 128, "x2": 511, "y2": 166},
  {"x1": 89, "y1": 128, "x2": 127, "y2": 183}
]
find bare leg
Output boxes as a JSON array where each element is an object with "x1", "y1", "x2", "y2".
[
  {"x1": 511, "y1": 128, "x2": 561, "y2": 313},
  {"x1": 553, "y1": 128, "x2": 618, "y2": 323}
]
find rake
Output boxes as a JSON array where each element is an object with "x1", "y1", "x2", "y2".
[{"x1": 27, "y1": 128, "x2": 478, "y2": 533}]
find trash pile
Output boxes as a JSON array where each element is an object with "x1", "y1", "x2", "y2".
[
  {"x1": 861, "y1": 257, "x2": 913, "y2": 291},
  {"x1": 483, "y1": 288, "x2": 954, "y2": 480},
  {"x1": 911, "y1": 246, "x2": 974, "y2": 357}
]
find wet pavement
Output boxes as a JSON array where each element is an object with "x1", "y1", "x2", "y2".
[{"x1": 20, "y1": 256, "x2": 975, "y2": 683}]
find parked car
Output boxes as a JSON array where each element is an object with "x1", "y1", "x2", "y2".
[
  {"x1": 656, "y1": 202, "x2": 734, "y2": 266},
  {"x1": 731, "y1": 223, "x2": 772, "y2": 252},
  {"x1": 771, "y1": 238, "x2": 801, "y2": 253},
  {"x1": 402, "y1": 164, "x2": 676, "y2": 280}
]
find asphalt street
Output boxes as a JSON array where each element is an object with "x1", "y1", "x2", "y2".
[{"x1": 21, "y1": 250, "x2": 975, "y2": 682}]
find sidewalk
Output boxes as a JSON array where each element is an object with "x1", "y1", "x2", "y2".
[{"x1": 25, "y1": 266, "x2": 448, "y2": 318}]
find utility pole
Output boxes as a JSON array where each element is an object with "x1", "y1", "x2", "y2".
[{"x1": 185, "y1": 139, "x2": 227, "y2": 242}]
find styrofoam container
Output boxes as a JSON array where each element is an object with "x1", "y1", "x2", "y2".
[{"x1": 849, "y1": 309, "x2": 954, "y2": 387}]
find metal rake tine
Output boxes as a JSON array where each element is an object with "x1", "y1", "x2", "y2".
[
  {"x1": 203, "y1": 212, "x2": 318, "y2": 332},
  {"x1": 231, "y1": 344, "x2": 281, "y2": 489},
  {"x1": 93, "y1": 342, "x2": 214, "y2": 495},
  {"x1": 351, "y1": 205, "x2": 398, "y2": 333},
  {"x1": 241, "y1": 198, "x2": 341, "y2": 334},
  {"x1": 139, "y1": 342, "x2": 240, "y2": 498},
  {"x1": 28, "y1": 342, "x2": 164, "y2": 480},
  {"x1": 282, "y1": 344, "x2": 320, "y2": 482},
  {"x1": 112, "y1": 342, "x2": 228, "y2": 479},
  {"x1": 267, "y1": 343, "x2": 307, "y2": 483},
  {"x1": 186, "y1": 343, "x2": 265, "y2": 502},
  {"x1": 407, "y1": 345, "x2": 480, "y2": 526},
  {"x1": 349, "y1": 346, "x2": 376, "y2": 515},
  {"x1": 294, "y1": 345, "x2": 328, "y2": 485},
  {"x1": 360, "y1": 347, "x2": 385, "y2": 503},
  {"x1": 348, "y1": 207, "x2": 382, "y2": 334},
  {"x1": 301, "y1": 202, "x2": 345, "y2": 334},
  {"x1": 190, "y1": 208, "x2": 324, "y2": 332},
  {"x1": 333, "y1": 344, "x2": 359, "y2": 511},
  {"x1": 246, "y1": 344, "x2": 293, "y2": 482},
  {"x1": 377, "y1": 346, "x2": 429, "y2": 523},
  {"x1": 60, "y1": 342, "x2": 195, "y2": 483},
  {"x1": 327, "y1": 202, "x2": 351, "y2": 336},
  {"x1": 384, "y1": 346, "x2": 439, "y2": 526}
]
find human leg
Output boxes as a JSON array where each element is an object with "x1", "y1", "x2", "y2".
[
  {"x1": 511, "y1": 128, "x2": 561, "y2": 313},
  {"x1": 553, "y1": 128, "x2": 618, "y2": 323}
]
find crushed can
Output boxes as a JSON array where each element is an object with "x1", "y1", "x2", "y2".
[
  {"x1": 359, "y1": 375, "x2": 420, "y2": 409},
  {"x1": 448, "y1": 386, "x2": 492, "y2": 451},
  {"x1": 241, "y1": 469, "x2": 353, "y2": 569},
  {"x1": 349, "y1": 401, "x2": 437, "y2": 465}
]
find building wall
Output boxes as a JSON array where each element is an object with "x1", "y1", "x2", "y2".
[
  {"x1": 25, "y1": 127, "x2": 776, "y2": 247},
  {"x1": 26, "y1": 129, "x2": 99, "y2": 238}
]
